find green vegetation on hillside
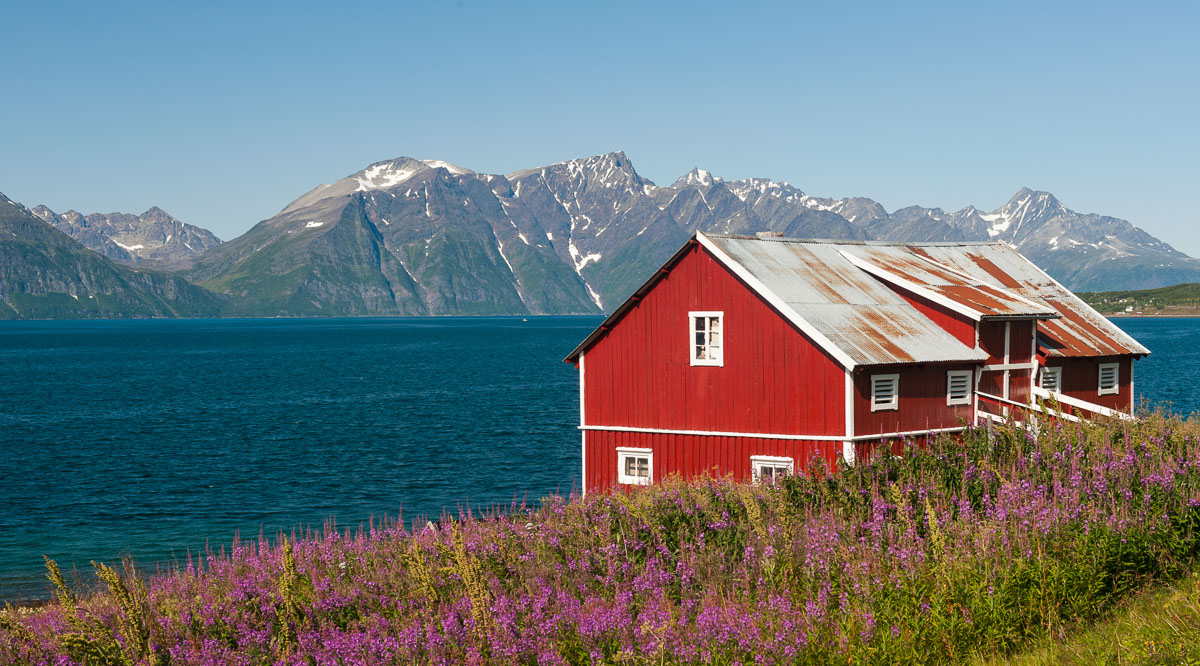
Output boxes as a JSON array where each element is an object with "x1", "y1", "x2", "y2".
[{"x1": 1080, "y1": 282, "x2": 1200, "y2": 315}]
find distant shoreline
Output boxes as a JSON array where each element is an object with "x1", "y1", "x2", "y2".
[{"x1": 1104, "y1": 313, "x2": 1200, "y2": 318}]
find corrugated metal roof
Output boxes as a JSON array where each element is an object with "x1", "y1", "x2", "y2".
[
  {"x1": 909, "y1": 242, "x2": 1150, "y2": 357},
  {"x1": 837, "y1": 245, "x2": 1058, "y2": 320},
  {"x1": 704, "y1": 234, "x2": 986, "y2": 367},
  {"x1": 566, "y1": 233, "x2": 1146, "y2": 366}
]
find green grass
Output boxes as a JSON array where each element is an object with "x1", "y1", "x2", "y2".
[{"x1": 984, "y1": 568, "x2": 1200, "y2": 665}]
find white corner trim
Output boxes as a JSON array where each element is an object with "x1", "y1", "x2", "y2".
[
  {"x1": 843, "y1": 368, "x2": 855, "y2": 465},
  {"x1": 1129, "y1": 362, "x2": 1136, "y2": 416},
  {"x1": 579, "y1": 352, "x2": 586, "y2": 497},
  {"x1": 696, "y1": 231, "x2": 858, "y2": 370}
]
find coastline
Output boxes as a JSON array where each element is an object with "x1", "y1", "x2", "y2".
[{"x1": 1103, "y1": 313, "x2": 1200, "y2": 318}]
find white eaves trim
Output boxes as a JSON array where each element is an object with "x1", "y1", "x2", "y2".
[{"x1": 696, "y1": 231, "x2": 859, "y2": 370}]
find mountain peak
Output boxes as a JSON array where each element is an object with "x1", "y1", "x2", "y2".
[
  {"x1": 351, "y1": 157, "x2": 472, "y2": 192},
  {"x1": 1006, "y1": 187, "x2": 1061, "y2": 209},
  {"x1": 1000, "y1": 187, "x2": 1066, "y2": 219},
  {"x1": 672, "y1": 167, "x2": 722, "y2": 189}
]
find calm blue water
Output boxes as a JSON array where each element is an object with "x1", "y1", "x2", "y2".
[
  {"x1": 0, "y1": 316, "x2": 1194, "y2": 601},
  {"x1": 1110, "y1": 318, "x2": 1200, "y2": 416},
  {"x1": 0, "y1": 316, "x2": 600, "y2": 601}
]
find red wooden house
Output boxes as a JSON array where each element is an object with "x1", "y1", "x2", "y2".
[{"x1": 565, "y1": 232, "x2": 1149, "y2": 492}]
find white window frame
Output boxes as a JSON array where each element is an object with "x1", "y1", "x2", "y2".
[
  {"x1": 870, "y1": 373, "x2": 899, "y2": 412},
  {"x1": 1040, "y1": 366, "x2": 1062, "y2": 392},
  {"x1": 1098, "y1": 362, "x2": 1119, "y2": 396},
  {"x1": 946, "y1": 370, "x2": 972, "y2": 406},
  {"x1": 750, "y1": 455, "x2": 794, "y2": 483},
  {"x1": 688, "y1": 311, "x2": 724, "y2": 367},
  {"x1": 616, "y1": 447, "x2": 653, "y2": 486}
]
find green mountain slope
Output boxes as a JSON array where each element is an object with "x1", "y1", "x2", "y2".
[{"x1": 0, "y1": 194, "x2": 226, "y2": 319}]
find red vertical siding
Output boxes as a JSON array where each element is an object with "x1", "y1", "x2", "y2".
[
  {"x1": 1046, "y1": 356, "x2": 1134, "y2": 412},
  {"x1": 979, "y1": 322, "x2": 1008, "y2": 364},
  {"x1": 978, "y1": 370, "x2": 1005, "y2": 397},
  {"x1": 1009, "y1": 369, "x2": 1033, "y2": 404},
  {"x1": 853, "y1": 363, "x2": 976, "y2": 436},
  {"x1": 1009, "y1": 321, "x2": 1034, "y2": 362},
  {"x1": 889, "y1": 285, "x2": 977, "y2": 349},
  {"x1": 584, "y1": 429, "x2": 842, "y2": 491},
  {"x1": 583, "y1": 244, "x2": 846, "y2": 436}
]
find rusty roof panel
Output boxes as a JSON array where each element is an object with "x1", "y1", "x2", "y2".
[
  {"x1": 838, "y1": 244, "x2": 1057, "y2": 318},
  {"x1": 708, "y1": 235, "x2": 987, "y2": 366},
  {"x1": 911, "y1": 243, "x2": 1149, "y2": 358}
]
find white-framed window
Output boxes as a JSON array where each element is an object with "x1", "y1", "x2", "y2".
[
  {"x1": 689, "y1": 311, "x2": 724, "y2": 366},
  {"x1": 1098, "y1": 362, "x2": 1119, "y2": 395},
  {"x1": 1040, "y1": 366, "x2": 1062, "y2": 392},
  {"x1": 616, "y1": 447, "x2": 653, "y2": 486},
  {"x1": 750, "y1": 455, "x2": 794, "y2": 483},
  {"x1": 871, "y1": 373, "x2": 899, "y2": 412},
  {"x1": 946, "y1": 370, "x2": 972, "y2": 406}
]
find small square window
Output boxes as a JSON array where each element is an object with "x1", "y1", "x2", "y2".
[
  {"x1": 750, "y1": 455, "x2": 794, "y2": 483},
  {"x1": 1098, "y1": 362, "x2": 1119, "y2": 396},
  {"x1": 871, "y1": 374, "x2": 899, "y2": 412},
  {"x1": 946, "y1": 370, "x2": 972, "y2": 406},
  {"x1": 616, "y1": 447, "x2": 653, "y2": 486},
  {"x1": 1040, "y1": 366, "x2": 1062, "y2": 392},
  {"x1": 689, "y1": 311, "x2": 724, "y2": 367}
]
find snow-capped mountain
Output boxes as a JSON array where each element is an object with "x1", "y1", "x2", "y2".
[
  {"x1": 184, "y1": 151, "x2": 1200, "y2": 316},
  {"x1": 31, "y1": 205, "x2": 222, "y2": 269}
]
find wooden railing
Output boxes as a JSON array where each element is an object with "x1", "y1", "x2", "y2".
[{"x1": 976, "y1": 389, "x2": 1131, "y2": 427}]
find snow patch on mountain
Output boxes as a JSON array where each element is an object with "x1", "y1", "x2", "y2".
[
  {"x1": 568, "y1": 240, "x2": 602, "y2": 273},
  {"x1": 421, "y1": 159, "x2": 471, "y2": 175},
  {"x1": 355, "y1": 162, "x2": 418, "y2": 191}
]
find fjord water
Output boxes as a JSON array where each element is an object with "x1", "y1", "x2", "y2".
[
  {"x1": 0, "y1": 316, "x2": 1192, "y2": 601},
  {"x1": 0, "y1": 316, "x2": 600, "y2": 601}
]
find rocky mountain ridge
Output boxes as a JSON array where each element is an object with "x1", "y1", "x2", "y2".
[
  {"x1": 185, "y1": 151, "x2": 1200, "y2": 316},
  {"x1": 4, "y1": 151, "x2": 1196, "y2": 318},
  {"x1": 31, "y1": 204, "x2": 222, "y2": 269}
]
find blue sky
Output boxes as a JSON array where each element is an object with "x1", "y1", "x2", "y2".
[{"x1": 2, "y1": 1, "x2": 1197, "y2": 252}]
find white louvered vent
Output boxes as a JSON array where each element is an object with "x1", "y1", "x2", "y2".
[
  {"x1": 871, "y1": 374, "x2": 899, "y2": 411},
  {"x1": 1098, "y1": 363, "x2": 1119, "y2": 395},
  {"x1": 1040, "y1": 366, "x2": 1062, "y2": 392},
  {"x1": 947, "y1": 370, "x2": 972, "y2": 406}
]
